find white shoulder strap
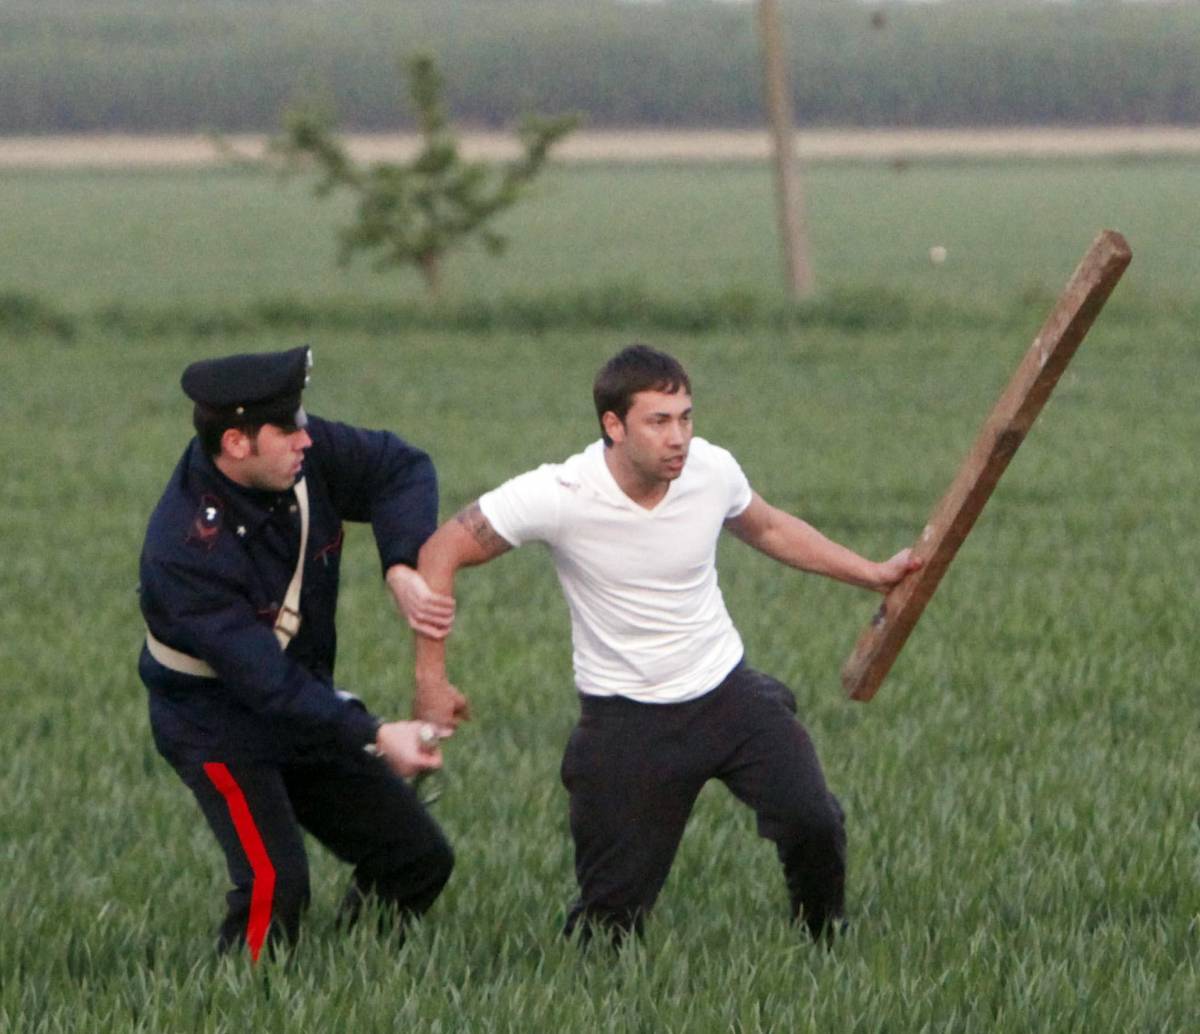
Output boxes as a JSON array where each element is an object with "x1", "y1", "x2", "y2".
[
  {"x1": 146, "y1": 477, "x2": 312, "y2": 676},
  {"x1": 273, "y1": 477, "x2": 310, "y2": 650}
]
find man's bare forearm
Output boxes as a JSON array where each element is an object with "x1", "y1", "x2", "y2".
[
  {"x1": 726, "y1": 494, "x2": 898, "y2": 591},
  {"x1": 415, "y1": 502, "x2": 512, "y2": 685},
  {"x1": 761, "y1": 514, "x2": 880, "y2": 587}
]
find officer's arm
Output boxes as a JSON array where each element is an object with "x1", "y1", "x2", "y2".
[
  {"x1": 412, "y1": 502, "x2": 513, "y2": 727},
  {"x1": 305, "y1": 415, "x2": 457, "y2": 636},
  {"x1": 304, "y1": 416, "x2": 438, "y2": 574},
  {"x1": 149, "y1": 557, "x2": 381, "y2": 753}
]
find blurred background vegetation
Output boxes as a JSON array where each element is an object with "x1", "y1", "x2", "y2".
[{"x1": 3, "y1": 0, "x2": 1198, "y2": 134}]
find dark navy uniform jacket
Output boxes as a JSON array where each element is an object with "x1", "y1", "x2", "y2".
[{"x1": 138, "y1": 415, "x2": 437, "y2": 766}]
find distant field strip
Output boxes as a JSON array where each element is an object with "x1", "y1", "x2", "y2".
[{"x1": 4, "y1": 127, "x2": 1200, "y2": 168}]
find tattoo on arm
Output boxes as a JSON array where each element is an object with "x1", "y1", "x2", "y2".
[{"x1": 455, "y1": 502, "x2": 513, "y2": 560}]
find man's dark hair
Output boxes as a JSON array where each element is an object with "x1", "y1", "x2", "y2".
[
  {"x1": 192, "y1": 404, "x2": 262, "y2": 458},
  {"x1": 593, "y1": 344, "x2": 691, "y2": 446}
]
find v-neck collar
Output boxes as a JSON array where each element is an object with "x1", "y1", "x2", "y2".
[{"x1": 589, "y1": 440, "x2": 677, "y2": 515}]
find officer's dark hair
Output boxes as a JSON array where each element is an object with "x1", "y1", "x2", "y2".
[
  {"x1": 593, "y1": 344, "x2": 691, "y2": 447},
  {"x1": 192, "y1": 404, "x2": 262, "y2": 458}
]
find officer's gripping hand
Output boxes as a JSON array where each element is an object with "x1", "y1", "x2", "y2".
[
  {"x1": 386, "y1": 564, "x2": 456, "y2": 639},
  {"x1": 374, "y1": 720, "x2": 446, "y2": 779}
]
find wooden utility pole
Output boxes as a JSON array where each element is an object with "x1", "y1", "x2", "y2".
[
  {"x1": 841, "y1": 230, "x2": 1132, "y2": 702},
  {"x1": 757, "y1": 0, "x2": 813, "y2": 299}
]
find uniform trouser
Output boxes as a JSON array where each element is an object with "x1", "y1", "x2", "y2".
[
  {"x1": 560, "y1": 661, "x2": 845, "y2": 944},
  {"x1": 174, "y1": 750, "x2": 453, "y2": 960}
]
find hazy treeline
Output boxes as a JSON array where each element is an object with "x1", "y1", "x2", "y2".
[{"x1": 4, "y1": 0, "x2": 1199, "y2": 132}]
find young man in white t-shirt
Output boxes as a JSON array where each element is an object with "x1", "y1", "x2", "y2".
[{"x1": 414, "y1": 344, "x2": 919, "y2": 944}]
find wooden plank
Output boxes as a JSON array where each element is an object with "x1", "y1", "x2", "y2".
[{"x1": 841, "y1": 229, "x2": 1132, "y2": 702}]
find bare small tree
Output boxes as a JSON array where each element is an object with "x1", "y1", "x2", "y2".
[{"x1": 275, "y1": 54, "x2": 576, "y2": 296}]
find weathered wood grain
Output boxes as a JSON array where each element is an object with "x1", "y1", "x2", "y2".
[{"x1": 842, "y1": 229, "x2": 1132, "y2": 701}]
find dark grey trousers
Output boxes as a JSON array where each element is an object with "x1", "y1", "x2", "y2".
[{"x1": 561, "y1": 660, "x2": 845, "y2": 944}]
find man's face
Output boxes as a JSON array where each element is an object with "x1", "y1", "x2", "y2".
[
  {"x1": 607, "y1": 388, "x2": 694, "y2": 484},
  {"x1": 225, "y1": 423, "x2": 312, "y2": 492}
]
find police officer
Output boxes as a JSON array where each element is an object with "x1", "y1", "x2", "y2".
[{"x1": 138, "y1": 345, "x2": 462, "y2": 960}]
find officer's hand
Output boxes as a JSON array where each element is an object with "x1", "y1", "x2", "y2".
[
  {"x1": 374, "y1": 720, "x2": 445, "y2": 779},
  {"x1": 413, "y1": 675, "x2": 471, "y2": 729},
  {"x1": 386, "y1": 564, "x2": 456, "y2": 639}
]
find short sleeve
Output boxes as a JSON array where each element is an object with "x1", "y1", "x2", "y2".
[
  {"x1": 477, "y1": 464, "x2": 563, "y2": 548},
  {"x1": 717, "y1": 446, "x2": 754, "y2": 519}
]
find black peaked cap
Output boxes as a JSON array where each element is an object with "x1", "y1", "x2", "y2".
[{"x1": 181, "y1": 346, "x2": 311, "y2": 426}]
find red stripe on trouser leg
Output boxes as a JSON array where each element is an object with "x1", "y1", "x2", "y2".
[{"x1": 203, "y1": 763, "x2": 277, "y2": 962}]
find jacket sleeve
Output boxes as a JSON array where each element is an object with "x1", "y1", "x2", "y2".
[
  {"x1": 305, "y1": 415, "x2": 438, "y2": 572},
  {"x1": 142, "y1": 553, "x2": 380, "y2": 753}
]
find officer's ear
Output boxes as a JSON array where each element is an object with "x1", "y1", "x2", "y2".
[{"x1": 219, "y1": 426, "x2": 255, "y2": 461}]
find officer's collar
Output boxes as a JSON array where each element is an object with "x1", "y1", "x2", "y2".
[{"x1": 189, "y1": 441, "x2": 303, "y2": 535}]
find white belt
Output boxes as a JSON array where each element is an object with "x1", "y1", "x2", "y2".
[{"x1": 145, "y1": 628, "x2": 217, "y2": 678}]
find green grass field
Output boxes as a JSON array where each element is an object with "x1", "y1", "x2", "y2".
[
  {"x1": 2, "y1": 158, "x2": 1198, "y2": 1032},
  {"x1": 3, "y1": 159, "x2": 1200, "y2": 309}
]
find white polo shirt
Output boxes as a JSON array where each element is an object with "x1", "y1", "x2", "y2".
[{"x1": 478, "y1": 437, "x2": 753, "y2": 703}]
